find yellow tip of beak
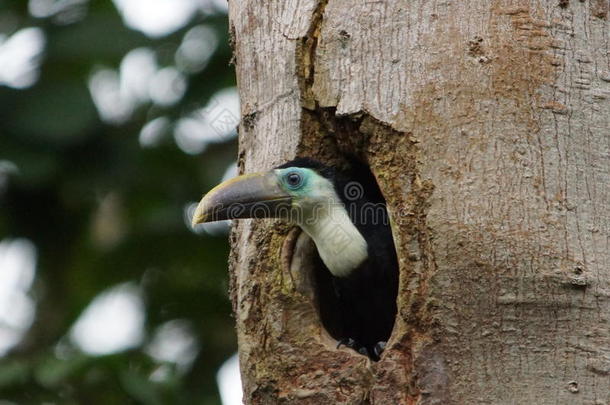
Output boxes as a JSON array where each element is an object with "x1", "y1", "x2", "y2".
[{"x1": 191, "y1": 199, "x2": 208, "y2": 228}]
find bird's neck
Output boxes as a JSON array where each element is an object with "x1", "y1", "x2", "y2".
[{"x1": 298, "y1": 201, "x2": 368, "y2": 277}]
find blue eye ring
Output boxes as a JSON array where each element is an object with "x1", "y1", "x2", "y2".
[{"x1": 285, "y1": 172, "x2": 303, "y2": 189}]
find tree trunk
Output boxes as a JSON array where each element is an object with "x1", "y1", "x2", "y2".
[{"x1": 227, "y1": 1, "x2": 610, "y2": 403}]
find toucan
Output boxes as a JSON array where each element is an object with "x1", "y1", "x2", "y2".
[{"x1": 192, "y1": 157, "x2": 398, "y2": 360}]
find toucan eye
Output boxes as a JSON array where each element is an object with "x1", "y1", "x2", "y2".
[{"x1": 286, "y1": 172, "x2": 302, "y2": 188}]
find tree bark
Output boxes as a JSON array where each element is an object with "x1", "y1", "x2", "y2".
[{"x1": 228, "y1": 1, "x2": 610, "y2": 403}]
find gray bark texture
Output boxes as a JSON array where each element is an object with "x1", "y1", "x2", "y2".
[{"x1": 227, "y1": 0, "x2": 610, "y2": 403}]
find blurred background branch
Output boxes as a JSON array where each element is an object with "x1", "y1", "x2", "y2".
[{"x1": 0, "y1": 0, "x2": 240, "y2": 403}]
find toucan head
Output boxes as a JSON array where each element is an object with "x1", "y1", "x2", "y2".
[{"x1": 191, "y1": 158, "x2": 339, "y2": 226}]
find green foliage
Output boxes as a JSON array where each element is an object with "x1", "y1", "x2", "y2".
[{"x1": 0, "y1": 1, "x2": 237, "y2": 403}]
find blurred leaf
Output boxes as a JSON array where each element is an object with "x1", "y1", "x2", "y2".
[
  {"x1": 0, "y1": 360, "x2": 29, "y2": 388},
  {"x1": 119, "y1": 368, "x2": 162, "y2": 405},
  {"x1": 34, "y1": 353, "x2": 90, "y2": 388},
  {"x1": 8, "y1": 81, "x2": 98, "y2": 144}
]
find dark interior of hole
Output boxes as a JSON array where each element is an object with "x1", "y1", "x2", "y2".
[{"x1": 308, "y1": 159, "x2": 399, "y2": 360}]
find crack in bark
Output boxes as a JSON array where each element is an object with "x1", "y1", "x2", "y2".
[{"x1": 296, "y1": 0, "x2": 329, "y2": 110}]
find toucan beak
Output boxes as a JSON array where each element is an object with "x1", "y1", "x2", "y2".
[{"x1": 191, "y1": 171, "x2": 292, "y2": 226}]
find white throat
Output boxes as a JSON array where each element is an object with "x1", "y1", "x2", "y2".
[{"x1": 298, "y1": 200, "x2": 368, "y2": 277}]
